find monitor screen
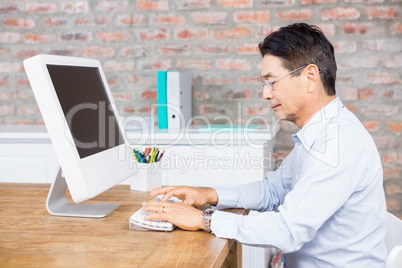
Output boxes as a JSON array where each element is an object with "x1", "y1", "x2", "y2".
[{"x1": 46, "y1": 65, "x2": 124, "y2": 159}]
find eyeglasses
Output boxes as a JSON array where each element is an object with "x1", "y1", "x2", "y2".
[{"x1": 260, "y1": 64, "x2": 308, "y2": 90}]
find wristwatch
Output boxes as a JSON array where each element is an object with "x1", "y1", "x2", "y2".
[{"x1": 202, "y1": 208, "x2": 215, "y2": 233}]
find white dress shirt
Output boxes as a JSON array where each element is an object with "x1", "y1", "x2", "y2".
[{"x1": 211, "y1": 98, "x2": 387, "y2": 267}]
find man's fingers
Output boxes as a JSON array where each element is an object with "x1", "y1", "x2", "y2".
[
  {"x1": 142, "y1": 201, "x2": 175, "y2": 221},
  {"x1": 144, "y1": 212, "x2": 169, "y2": 221},
  {"x1": 143, "y1": 200, "x2": 168, "y2": 209},
  {"x1": 149, "y1": 186, "x2": 176, "y2": 197},
  {"x1": 184, "y1": 198, "x2": 194, "y2": 206},
  {"x1": 162, "y1": 190, "x2": 183, "y2": 201}
]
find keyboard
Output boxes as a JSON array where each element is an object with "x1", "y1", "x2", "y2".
[{"x1": 129, "y1": 195, "x2": 181, "y2": 232}]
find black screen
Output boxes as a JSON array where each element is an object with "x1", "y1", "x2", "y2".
[{"x1": 47, "y1": 64, "x2": 124, "y2": 159}]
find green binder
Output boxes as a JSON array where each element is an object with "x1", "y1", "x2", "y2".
[{"x1": 157, "y1": 71, "x2": 168, "y2": 129}]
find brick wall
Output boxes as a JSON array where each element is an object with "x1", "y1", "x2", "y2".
[{"x1": 0, "y1": 1, "x2": 401, "y2": 215}]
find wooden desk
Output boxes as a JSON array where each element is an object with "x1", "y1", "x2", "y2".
[{"x1": 0, "y1": 183, "x2": 242, "y2": 267}]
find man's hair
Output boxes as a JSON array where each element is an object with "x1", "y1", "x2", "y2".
[{"x1": 258, "y1": 23, "x2": 337, "y2": 96}]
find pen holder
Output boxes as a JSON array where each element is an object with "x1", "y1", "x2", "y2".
[{"x1": 130, "y1": 163, "x2": 162, "y2": 192}]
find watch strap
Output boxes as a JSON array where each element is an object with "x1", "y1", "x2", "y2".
[{"x1": 202, "y1": 209, "x2": 215, "y2": 233}]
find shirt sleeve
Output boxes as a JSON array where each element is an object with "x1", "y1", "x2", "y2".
[
  {"x1": 211, "y1": 131, "x2": 369, "y2": 253},
  {"x1": 213, "y1": 149, "x2": 295, "y2": 211}
]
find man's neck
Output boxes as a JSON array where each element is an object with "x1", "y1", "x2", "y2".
[{"x1": 297, "y1": 95, "x2": 336, "y2": 129}]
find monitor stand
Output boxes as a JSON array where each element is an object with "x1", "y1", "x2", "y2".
[{"x1": 46, "y1": 168, "x2": 120, "y2": 218}]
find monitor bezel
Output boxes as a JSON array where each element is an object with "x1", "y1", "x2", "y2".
[{"x1": 24, "y1": 54, "x2": 136, "y2": 205}]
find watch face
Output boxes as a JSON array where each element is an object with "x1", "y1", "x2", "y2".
[{"x1": 203, "y1": 208, "x2": 215, "y2": 217}]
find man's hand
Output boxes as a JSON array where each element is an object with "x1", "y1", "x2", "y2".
[
  {"x1": 149, "y1": 186, "x2": 218, "y2": 207},
  {"x1": 142, "y1": 200, "x2": 204, "y2": 231}
]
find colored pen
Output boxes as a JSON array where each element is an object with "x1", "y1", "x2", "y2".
[
  {"x1": 150, "y1": 147, "x2": 154, "y2": 163},
  {"x1": 133, "y1": 149, "x2": 140, "y2": 163},
  {"x1": 157, "y1": 150, "x2": 165, "y2": 162},
  {"x1": 137, "y1": 150, "x2": 145, "y2": 163},
  {"x1": 152, "y1": 147, "x2": 158, "y2": 162},
  {"x1": 154, "y1": 151, "x2": 159, "y2": 162}
]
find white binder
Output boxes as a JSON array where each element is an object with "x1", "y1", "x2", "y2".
[{"x1": 167, "y1": 72, "x2": 192, "y2": 130}]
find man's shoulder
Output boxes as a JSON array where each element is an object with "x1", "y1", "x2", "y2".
[
  {"x1": 337, "y1": 107, "x2": 380, "y2": 162},
  {"x1": 338, "y1": 107, "x2": 372, "y2": 142}
]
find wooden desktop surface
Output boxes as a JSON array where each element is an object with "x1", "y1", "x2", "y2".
[{"x1": 0, "y1": 183, "x2": 242, "y2": 267}]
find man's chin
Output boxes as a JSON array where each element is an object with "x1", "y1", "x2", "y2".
[
  {"x1": 276, "y1": 115, "x2": 293, "y2": 125},
  {"x1": 274, "y1": 112, "x2": 285, "y2": 120}
]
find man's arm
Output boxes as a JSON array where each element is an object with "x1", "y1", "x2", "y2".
[
  {"x1": 143, "y1": 149, "x2": 294, "y2": 231},
  {"x1": 213, "y1": 149, "x2": 295, "y2": 211}
]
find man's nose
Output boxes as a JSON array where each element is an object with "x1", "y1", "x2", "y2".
[{"x1": 262, "y1": 85, "x2": 273, "y2": 100}]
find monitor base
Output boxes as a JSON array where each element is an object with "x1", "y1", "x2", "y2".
[{"x1": 46, "y1": 168, "x2": 120, "y2": 218}]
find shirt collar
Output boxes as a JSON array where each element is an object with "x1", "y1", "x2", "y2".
[{"x1": 292, "y1": 97, "x2": 344, "y2": 147}]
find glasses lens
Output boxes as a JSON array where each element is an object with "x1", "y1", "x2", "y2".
[{"x1": 262, "y1": 81, "x2": 273, "y2": 90}]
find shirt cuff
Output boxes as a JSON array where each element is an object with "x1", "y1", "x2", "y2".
[
  {"x1": 211, "y1": 210, "x2": 242, "y2": 239},
  {"x1": 212, "y1": 185, "x2": 239, "y2": 210}
]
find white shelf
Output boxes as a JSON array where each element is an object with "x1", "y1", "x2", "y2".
[
  {"x1": 0, "y1": 124, "x2": 278, "y2": 145},
  {"x1": 0, "y1": 125, "x2": 50, "y2": 143},
  {"x1": 126, "y1": 127, "x2": 277, "y2": 146}
]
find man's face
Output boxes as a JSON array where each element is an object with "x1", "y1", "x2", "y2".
[{"x1": 260, "y1": 54, "x2": 307, "y2": 125}]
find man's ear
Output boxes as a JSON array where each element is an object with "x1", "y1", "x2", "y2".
[{"x1": 305, "y1": 64, "x2": 320, "y2": 94}]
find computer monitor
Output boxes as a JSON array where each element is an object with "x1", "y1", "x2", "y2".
[{"x1": 24, "y1": 54, "x2": 137, "y2": 218}]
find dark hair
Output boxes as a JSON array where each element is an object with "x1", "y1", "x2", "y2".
[{"x1": 258, "y1": 23, "x2": 337, "y2": 96}]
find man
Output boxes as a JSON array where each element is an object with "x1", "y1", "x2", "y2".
[{"x1": 142, "y1": 23, "x2": 387, "y2": 267}]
